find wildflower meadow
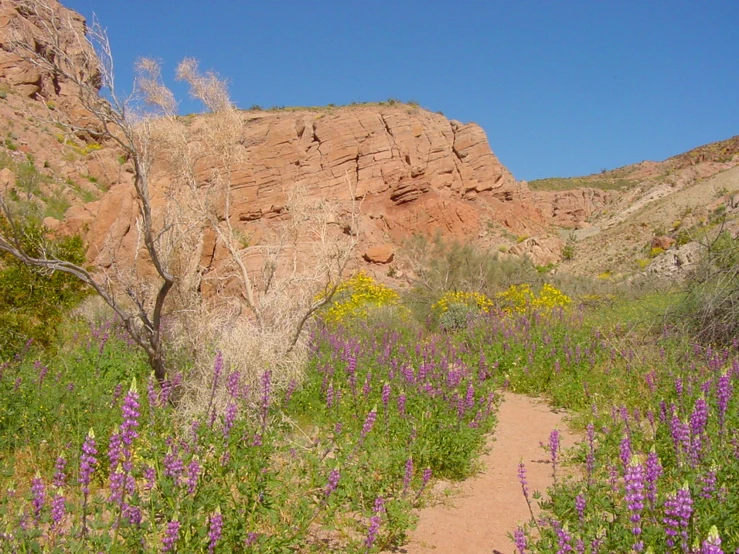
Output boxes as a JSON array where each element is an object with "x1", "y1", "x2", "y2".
[{"x1": 1, "y1": 270, "x2": 738, "y2": 552}]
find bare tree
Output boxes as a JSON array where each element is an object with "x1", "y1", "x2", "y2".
[
  {"x1": 1, "y1": 1, "x2": 359, "y2": 387},
  {"x1": 0, "y1": 0, "x2": 180, "y2": 381}
]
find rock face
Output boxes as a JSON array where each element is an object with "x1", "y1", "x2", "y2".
[
  {"x1": 85, "y1": 105, "x2": 551, "y2": 279},
  {"x1": 531, "y1": 188, "x2": 612, "y2": 228},
  {"x1": 0, "y1": 0, "x2": 99, "y2": 105}
]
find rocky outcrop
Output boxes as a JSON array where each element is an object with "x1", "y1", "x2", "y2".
[
  {"x1": 0, "y1": 0, "x2": 99, "y2": 105},
  {"x1": 531, "y1": 187, "x2": 613, "y2": 228}
]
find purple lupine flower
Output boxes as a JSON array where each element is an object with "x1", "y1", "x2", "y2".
[
  {"x1": 551, "y1": 519, "x2": 573, "y2": 553},
  {"x1": 645, "y1": 449, "x2": 662, "y2": 508},
  {"x1": 381, "y1": 383, "x2": 391, "y2": 411},
  {"x1": 465, "y1": 383, "x2": 475, "y2": 410},
  {"x1": 79, "y1": 429, "x2": 98, "y2": 495},
  {"x1": 689, "y1": 396, "x2": 709, "y2": 463},
  {"x1": 513, "y1": 526, "x2": 527, "y2": 553},
  {"x1": 716, "y1": 371, "x2": 732, "y2": 433},
  {"x1": 669, "y1": 412, "x2": 690, "y2": 463},
  {"x1": 422, "y1": 467, "x2": 432, "y2": 487},
  {"x1": 518, "y1": 460, "x2": 529, "y2": 501},
  {"x1": 111, "y1": 383, "x2": 123, "y2": 406},
  {"x1": 108, "y1": 466, "x2": 125, "y2": 505},
  {"x1": 223, "y1": 402, "x2": 238, "y2": 439},
  {"x1": 50, "y1": 489, "x2": 65, "y2": 529},
  {"x1": 162, "y1": 519, "x2": 180, "y2": 552},
  {"x1": 624, "y1": 456, "x2": 645, "y2": 552},
  {"x1": 186, "y1": 457, "x2": 201, "y2": 495},
  {"x1": 324, "y1": 469, "x2": 340, "y2": 499},
  {"x1": 575, "y1": 494, "x2": 586, "y2": 525},
  {"x1": 700, "y1": 467, "x2": 717, "y2": 500},
  {"x1": 163, "y1": 448, "x2": 184, "y2": 484},
  {"x1": 53, "y1": 454, "x2": 67, "y2": 488},
  {"x1": 244, "y1": 532, "x2": 259, "y2": 547},
  {"x1": 361, "y1": 409, "x2": 377, "y2": 440},
  {"x1": 549, "y1": 429, "x2": 561, "y2": 483},
  {"x1": 108, "y1": 429, "x2": 123, "y2": 469},
  {"x1": 402, "y1": 457, "x2": 414, "y2": 495},
  {"x1": 143, "y1": 465, "x2": 156, "y2": 492},
  {"x1": 663, "y1": 483, "x2": 693, "y2": 552},
  {"x1": 226, "y1": 370, "x2": 240, "y2": 399},
  {"x1": 123, "y1": 503, "x2": 142, "y2": 525},
  {"x1": 701, "y1": 525, "x2": 723, "y2": 554},
  {"x1": 208, "y1": 510, "x2": 223, "y2": 553},
  {"x1": 31, "y1": 474, "x2": 45, "y2": 521},
  {"x1": 619, "y1": 435, "x2": 632, "y2": 470},
  {"x1": 147, "y1": 375, "x2": 158, "y2": 408},
  {"x1": 121, "y1": 381, "x2": 141, "y2": 447},
  {"x1": 397, "y1": 393, "x2": 407, "y2": 416},
  {"x1": 365, "y1": 496, "x2": 385, "y2": 550}
]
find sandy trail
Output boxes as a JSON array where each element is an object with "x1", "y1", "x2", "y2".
[{"x1": 397, "y1": 393, "x2": 578, "y2": 554}]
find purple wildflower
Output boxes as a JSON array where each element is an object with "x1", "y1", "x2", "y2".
[
  {"x1": 645, "y1": 449, "x2": 662, "y2": 508},
  {"x1": 147, "y1": 375, "x2": 158, "y2": 408},
  {"x1": 619, "y1": 435, "x2": 632, "y2": 470},
  {"x1": 575, "y1": 494, "x2": 586, "y2": 525},
  {"x1": 381, "y1": 383, "x2": 391, "y2": 410},
  {"x1": 549, "y1": 429, "x2": 561, "y2": 483},
  {"x1": 624, "y1": 456, "x2": 645, "y2": 552},
  {"x1": 79, "y1": 429, "x2": 98, "y2": 495},
  {"x1": 324, "y1": 469, "x2": 340, "y2": 499},
  {"x1": 31, "y1": 474, "x2": 45, "y2": 521},
  {"x1": 361, "y1": 409, "x2": 377, "y2": 440},
  {"x1": 402, "y1": 457, "x2": 414, "y2": 495},
  {"x1": 513, "y1": 526, "x2": 527, "y2": 554},
  {"x1": 397, "y1": 393, "x2": 406, "y2": 416},
  {"x1": 162, "y1": 519, "x2": 180, "y2": 553},
  {"x1": 663, "y1": 483, "x2": 693, "y2": 552},
  {"x1": 51, "y1": 489, "x2": 65, "y2": 530},
  {"x1": 223, "y1": 402, "x2": 238, "y2": 438},
  {"x1": 716, "y1": 371, "x2": 731, "y2": 434},
  {"x1": 53, "y1": 454, "x2": 67, "y2": 488},
  {"x1": 186, "y1": 457, "x2": 201, "y2": 495},
  {"x1": 365, "y1": 497, "x2": 385, "y2": 550},
  {"x1": 518, "y1": 460, "x2": 529, "y2": 501},
  {"x1": 163, "y1": 448, "x2": 184, "y2": 484},
  {"x1": 701, "y1": 525, "x2": 723, "y2": 554},
  {"x1": 144, "y1": 465, "x2": 156, "y2": 492},
  {"x1": 689, "y1": 396, "x2": 709, "y2": 463},
  {"x1": 208, "y1": 510, "x2": 223, "y2": 553},
  {"x1": 121, "y1": 381, "x2": 141, "y2": 447},
  {"x1": 226, "y1": 370, "x2": 241, "y2": 399},
  {"x1": 700, "y1": 467, "x2": 717, "y2": 500}
]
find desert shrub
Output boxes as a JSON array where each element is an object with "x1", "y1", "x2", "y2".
[
  {"x1": 0, "y1": 221, "x2": 89, "y2": 359},
  {"x1": 321, "y1": 272, "x2": 400, "y2": 325},
  {"x1": 402, "y1": 235, "x2": 540, "y2": 321},
  {"x1": 669, "y1": 230, "x2": 739, "y2": 345}
]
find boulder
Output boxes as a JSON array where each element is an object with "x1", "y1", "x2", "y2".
[{"x1": 364, "y1": 244, "x2": 394, "y2": 264}]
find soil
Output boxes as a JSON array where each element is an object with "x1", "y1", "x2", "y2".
[{"x1": 394, "y1": 393, "x2": 578, "y2": 554}]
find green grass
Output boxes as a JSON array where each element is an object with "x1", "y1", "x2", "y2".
[{"x1": 528, "y1": 175, "x2": 639, "y2": 192}]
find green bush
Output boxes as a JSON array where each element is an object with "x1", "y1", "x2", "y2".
[
  {"x1": 668, "y1": 231, "x2": 739, "y2": 345},
  {"x1": 0, "y1": 221, "x2": 90, "y2": 359}
]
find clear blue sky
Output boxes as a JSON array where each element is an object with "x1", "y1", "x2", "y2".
[{"x1": 64, "y1": 0, "x2": 738, "y2": 181}]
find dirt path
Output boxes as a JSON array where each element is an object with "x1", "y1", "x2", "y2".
[{"x1": 397, "y1": 393, "x2": 578, "y2": 554}]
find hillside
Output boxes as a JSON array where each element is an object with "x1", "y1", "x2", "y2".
[{"x1": 0, "y1": 0, "x2": 737, "y2": 287}]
